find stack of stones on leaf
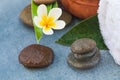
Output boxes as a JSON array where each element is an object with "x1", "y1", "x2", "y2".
[{"x1": 67, "y1": 38, "x2": 100, "y2": 69}]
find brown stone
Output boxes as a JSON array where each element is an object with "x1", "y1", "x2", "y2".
[
  {"x1": 19, "y1": 4, "x2": 33, "y2": 27},
  {"x1": 19, "y1": 44, "x2": 54, "y2": 68},
  {"x1": 71, "y1": 38, "x2": 96, "y2": 54},
  {"x1": 59, "y1": 10, "x2": 72, "y2": 25},
  {"x1": 34, "y1": 0, "x2": 56, "y2": 4}
]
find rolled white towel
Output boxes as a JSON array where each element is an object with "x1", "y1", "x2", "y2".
[{"x1": 98, "y1": 0, "x2": 120, "y2": 65}]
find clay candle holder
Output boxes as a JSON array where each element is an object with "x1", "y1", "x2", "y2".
[{"x1": 60, "y1": 0, "x2": 99, "y2": 19}]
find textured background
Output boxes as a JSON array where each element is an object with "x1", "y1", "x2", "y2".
[{"x1": 0, "y1": 0, "x2": 120, "y2": 80}]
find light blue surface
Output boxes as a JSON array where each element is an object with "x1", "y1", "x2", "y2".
[{"x1": 0, "y1": 0, "x2": 120, "y2": 80}]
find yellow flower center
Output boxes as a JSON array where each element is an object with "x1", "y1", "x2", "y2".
[{"x1": 39, "y1": 15, "x2": 56, "y2": 30}]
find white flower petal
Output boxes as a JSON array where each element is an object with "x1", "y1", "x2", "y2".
[
  {"x1": 37, "y1": 4, "x2": 47, "y2": 17},
  {"x1": 53, "y1": 20, "x2": 66, "y2": 30},
  {"x1": 43, "y1": 28, "x2": 54, "y2": 35},
  {"x1": 33, "y1": 16, "x2": 42, "y2": 28},
  {"x1": 48, "y1": 8, "x2": 62, "y2": 21}
]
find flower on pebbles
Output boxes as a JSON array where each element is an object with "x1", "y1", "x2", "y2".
[{"x1": 33, "y1": 4, "x2": 66, "y2": 35}]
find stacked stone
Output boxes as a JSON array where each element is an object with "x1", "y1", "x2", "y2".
[{"x1": 67, "y1": 38, "x2": 100, "y2": 69}]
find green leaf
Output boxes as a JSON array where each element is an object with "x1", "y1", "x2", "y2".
[
  {"x1": 56, "y1": 15, "x2": 108, "y2": 50},
  {"x1": 31, "y1": 0, "x2": 43, "y2": 44},
  {"x1": 31, "y1": 0, "x2": 37, "y2": 17},
  {"x1": 34, "y1": 26, "x2": 43, "y2": 44},
  {"x1": 47, "y1": 1, "x2": 58, "y2": 13},
  {"x1": 47, "y1": 4, "x2": 53, "y2": 13},
  {"x1": 52, "y1": 1, "x2": 58, "y2": 8}
]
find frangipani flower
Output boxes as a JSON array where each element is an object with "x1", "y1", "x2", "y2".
[{"x1": 33, "y1": 4, "x2": 66, "y2": 35}]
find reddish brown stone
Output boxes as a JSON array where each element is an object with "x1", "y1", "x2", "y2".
[{"x1": 19, "y1": 44, "x2": 54, "y2": 68}]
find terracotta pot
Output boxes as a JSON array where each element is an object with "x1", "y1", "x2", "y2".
[{"x1": 60, "y1": 0, "x2": 99, "y2": 19}]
